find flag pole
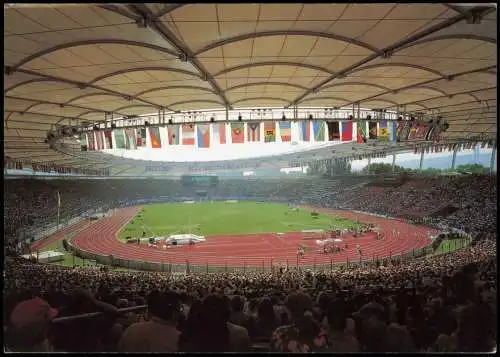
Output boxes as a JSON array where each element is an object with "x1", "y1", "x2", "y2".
[
  {"x1": 57, "y1": 191, "x2": 61, "y2": 251},
  {"x1": 57, "y1": 190, "x2": 61, "y2": 231}
]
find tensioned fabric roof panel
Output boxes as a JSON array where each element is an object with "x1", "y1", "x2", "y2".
[{"x1": 3, "y1": 3, "x2": 497, "y2": 172}]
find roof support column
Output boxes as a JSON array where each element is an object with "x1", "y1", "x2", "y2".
[
  {"x1": 225, "y1": 107, "x2": 229, "y2": 121},
  {"x1": 490, "y1": 146, "x2": 496, "y2": 173},
  {"x1": 419, "y1": 150, "x2": 425, "y2": 171},
  {"x1": 367, "y1": 157, "x2": 371, "y2": 174},
  {"x1": 392, "y1": 154, "x2": 396, "y2": 173},
  {"x1": 451, "y1": 145, "x2": 458, "y2": 169}
]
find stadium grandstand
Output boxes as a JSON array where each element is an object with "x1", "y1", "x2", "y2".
[{"x1": 3, "y1": 3, "x2": 497, "y2": 353}]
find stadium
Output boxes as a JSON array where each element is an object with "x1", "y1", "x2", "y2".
[{"x1": 4, "y1": 3, "x2": 497, "y2": 353}]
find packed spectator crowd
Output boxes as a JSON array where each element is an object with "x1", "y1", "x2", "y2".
[
  {"x1": 3, "y1": 174, "x2": 496, "y2": 352},
  {"x1": 4, "y1": 239, "x2": 496, "y2": 352}
]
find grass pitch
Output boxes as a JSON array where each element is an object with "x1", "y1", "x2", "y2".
[{"x1": 117, "y1": 201, "x2": 361, "y2": 241}]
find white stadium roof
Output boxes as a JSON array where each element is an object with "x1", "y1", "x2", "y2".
[{"x1": 4, "y1": 3, "x2": 497, "y2": 173}]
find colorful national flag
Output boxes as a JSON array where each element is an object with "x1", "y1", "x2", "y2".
[
  {"x1": 114, "y1": 129, "x2": 126, "y2": 149},
  {"x1": 300, "y1": 121, "x2": 310, "y2": 141},
  {"x1": 95, "y1": 131, "x2": 104, "y2": 150},
  {"x1": 137, "y1": 128, "x2": 147, "y2": 147},
  {"x1": 212, "y1": 123, "x2": 226, "y2": 144},
  {"x1": 378, "y1": 121, "x2": 389, "y2": 141},
  {"x1": 368, "y1": 122, "x2": 377, "y2": 139},
  {"x1": 104, "y1": 130, "x2": 113, "y2": 149},
  {"x1": 87, "y1": 132, "x2": 95, "y2": 150},
  {"x1": 356, "y1": 121, "x2": 365, "y2": 143},
  {"x1": 328, "y1": 121, "x2": 340, "y2": 141},
  {"x1": 231, "y1": 123, "x2": 244, "y2": 144},
  {"x1": 197, "y1": 124, "x2": 210, "y2": 148},
  {"x1": 389, "y1": 122, "x2": 397, "y2": 142},
  {"x1": 149, "y1": 126, "x2": 162, "y2": 148},
  {"x1": 264, "y1": 122, "x2": 276, "y2": 143},
  {"x1": 247, "y1": 122, "x2": 261, "y2": 142},
  {"x1": 168, "y1": 125, "x2": 180, "y2": 145},
  {"x1": 415, "y1": 124, "x2": 428, "y2": 139},
  {"x1": 279, "y1": 121, "x2": 291, "y2": 142},
  {"x1": 182, "y1": 124, "x2": 195, "y2": 145},
  {"x1": 125, "y1": 128, "x2": 137, "y2": 149},
  {"x1": 342, "y1": 121, "x2": 353, "y2": 141},
  {"x1": 397, "y1": 122, "x2": 410, "y2": 142},
  {"x1": 313, "y1": 120, "x2": 325, "y2": 141}
]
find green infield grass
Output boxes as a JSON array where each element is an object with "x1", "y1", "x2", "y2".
[{"x1": 117, "y1": 201, "x2": 361, "y2": 241}]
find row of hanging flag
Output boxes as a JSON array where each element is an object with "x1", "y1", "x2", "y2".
[
  {"x1": 413, "y1": 140, "x2": 497, "y2": 155},
  {"x1": 81, "y1": 120, "x2": 349, "y2": 150},
  {"x1": 81, "y1": 120, "x2": 446, "y2": 151}
]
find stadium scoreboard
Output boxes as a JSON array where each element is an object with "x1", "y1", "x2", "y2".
[{"x1": 181, "y1": 175, "x2": 218, "y2": 187}]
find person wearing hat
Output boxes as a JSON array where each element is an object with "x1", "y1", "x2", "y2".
[
  {"x1": 118, "y1": 290, "x2": 181, "y2": 352},
  {"x1": 6, "y1": 297, "x2": 58, "y2": 352}
]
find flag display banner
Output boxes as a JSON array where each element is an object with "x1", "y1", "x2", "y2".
[
  {"x1": 197, "y1": 124, "x2": 210, "y2": 148},
  {"x1": 95, "y1": 131, "x2": 104, "y2": 150},
  {"x1": 213, "y1": 123, "x2": 226, "y2": 144},
  {"x1": 425, "y1": 125, "x2": 435, "y2": 141},
  {"x1": 125, "y1": 128, "x2": 137, "y2": 149},
  {"x1": 342, "y1": 121, "x2": 353, "y2": 141},
  {"x1": 149, "y1": 126, "x2": 162, "y2": 148},
  {"x1": 313, "y1": 120, "x2": 326, "y2": 141},
  {"x1": 137, "y1": 128, "x2": 147, "y2": 147},
  {"x1": 415, "y1": 123, "x2": 428, "y2": 139},
  {"x1": 168, "y1": 125, "x2": 180, "y2": 145},
  {"x1": 279, "y1": 121, "x2": 292, "y2": 142},
  {"x1": 231, "y1": 123, "x2": 244, "y2": 144},
  {"x1": 247, "y1": 122, "x2": 261, "y2": 142},
  {"x1": 79, "y1": 133, "x2": 87, "y2": 151},
  {"x1": 114, "y1": 129, "x2": 126, "y2": 149},
  {"x1": 407, "y1": 122, "x2": 418, "y2": 140},
  {"x1": 356, "y1": 121, "x2": 366, "y2": 143},
  {"x1": 378, "y1": 120, "x2": 389, "y2": 141},
  {"x1": 397, "y1": 122, "x2": 411, "y2": 142},
  {"x1": 300, "y1": 121, "x2": 310, "y2": 141},
  {"x1": 182, "y1": 124, "x2": 195, "y2": 145},
  {"x1": 327, "y1": 121, "x2": 340, "y2": 141},
  {"x1": 264, "y1": 121, "x2": 276, "y2": 142},
  {"x1": 87, "y1": 132, "x2": 95, "y2": 150},
  {"x1": 104, "y1": 130, "x2": 113, "y2": 149},
  {"x1": 368, "y1": 122, "x2": 377, "y2": 139},
  {"x1": 389, "y1": 122, "x2": 397, "y2": 142}
]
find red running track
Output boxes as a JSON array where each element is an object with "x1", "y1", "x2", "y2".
[
  {"x1": 30, "y1": 219, "x2": 90, "y2": 251},
  {"x1": 70, "y1": 205, "x2": 439, "y2": 267}
]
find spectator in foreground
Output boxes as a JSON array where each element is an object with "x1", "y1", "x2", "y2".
[
  {"x1": 323, "y1": 298, "x2": 360, "y2": 352},
  {"x1": 6, "y1": 297, "x2": 59, "y2": 352},
  {"x1": 270, "y1": 292, "x2": 326, "y2": 352},
  {"x1": 180, "y1": 294, "x2": 249, "y2": 352},
  {"x1": 118, "y1": 290, "x2": 181, "y2": 352}
]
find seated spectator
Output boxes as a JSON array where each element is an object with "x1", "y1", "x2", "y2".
[
  {"x1": 249, "y1": 297, "x2": 279, "y2": 341},
  {"x1": 50, "y1": 288, "x2": 120, "y2": 352},
  {"x1": 118, "y1": 290, "x2": 181, "y2": 352},
  {"x1": 435, "y1": 303, "x2": 495, "y2": 352},
  {"x1": 270, "y1": 292, "x2": 326, "y2": 352},
  {"x1": 323, "y1": 298, "x2": 360, "y2": 352},
  {"x1": 179, "y1": 294, "x2": 250, "y2": 352},
  {"x1": 229, "y1": 295, "x2": 251, "y2": 330},
  {"x1": 6, "y1": 297, "x2": 59, "y2": 352}
]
